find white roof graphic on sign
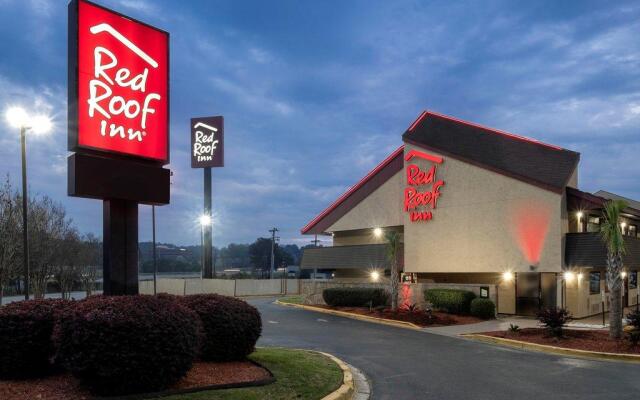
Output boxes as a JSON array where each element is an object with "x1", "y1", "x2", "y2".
[
  {"x1": 194, "y1": 122, "x2": 218, "y2": 132},
  {"x1": 90, "y1": 23, "x2": 159, "y2": 68}
]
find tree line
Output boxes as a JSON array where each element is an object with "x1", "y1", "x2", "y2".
[{"x1": 0, "y1": 176, "x2": 100, "y2": 303}]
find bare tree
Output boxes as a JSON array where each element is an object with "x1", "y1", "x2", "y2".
[
  {"x1": 54, "y1": 228, "x2": 82, "y2": 299},
  {"x1": 0, "y1": 176, "x2": 20, "y2": 304},
  {"x1": 25, "y1": 196, "x2": 72, "y2": 299},
  {"x1": 79, "y1": 233, "x2": 100, "y2": 297}
]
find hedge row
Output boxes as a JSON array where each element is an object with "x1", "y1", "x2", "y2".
[
  {"x1": 323, "y1": 287, "x2": 389, "y2": 307},
  {"x1": 424, "y1": 289, "x2": 476, "y2": 314},
  {"x1": 0, "y1": 294, "x2": 262, "y2": 396}
]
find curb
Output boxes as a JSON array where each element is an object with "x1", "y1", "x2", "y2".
[
  {"x1": 258, "y1": 347, "x2": 369, "y2": 399},
  {"x1": 275, "y1": 300, "x2": 422, "y2": 330},
  {"x1": 463, "y1": 333, "x2": 640, "y2": 364},
  {"x1": 317, "y1": 351, "x2": 355, "y2": 400}
]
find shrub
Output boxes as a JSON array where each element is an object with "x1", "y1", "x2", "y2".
[
  {"x1": 470, "y1": 298, "x2": 496, "y2": 319},
  {"x1": 322, "y1": 287, "x2": 389, "y2": 308},
  {"x1": 625, "y1": 310, "x2": 640, "y2": 346},
  {"x1": 424, "y1": 289, "x2": 476, "y2": 314},
  {"x1": 54, "y1": 295, "x2": 202, "y2": 396},
  {"x1": 536, "y1": 307, "x2": 572, "y2": 338},
  {"x1": 508, "y1": 323, "x2": 521, "y2": 334},
  {"x1": 179, "y1": 294, "x2": 262, "y2": 361},
  {"x1": 0, "y1": 299, "x2": 71, "y2": 378}
]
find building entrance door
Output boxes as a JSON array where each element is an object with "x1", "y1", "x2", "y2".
[{"x1": 516, "y1": 273, "x2": 540, "y2": 316}]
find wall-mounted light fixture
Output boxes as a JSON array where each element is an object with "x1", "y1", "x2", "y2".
[
  {"x1": 373, "y1": 227, "x2": 383, "y2": 238},
  {"x1": 563, "y1": 271, "x2": 575, "y2": 282},
  {"x1": 370, "y1": 270, "x2": 380, "y2": 282},
  {"x1": 502, "y1": 271, "x2": 514, "y2": 282}
]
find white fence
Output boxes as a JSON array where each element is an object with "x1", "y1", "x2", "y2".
[{"x1": 139, "y1": 278, "x2": 300, "y2": 297}]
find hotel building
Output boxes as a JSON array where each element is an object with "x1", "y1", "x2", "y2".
[{"x1": 301, "y1": 111, "x2": 640, "y2": 317}]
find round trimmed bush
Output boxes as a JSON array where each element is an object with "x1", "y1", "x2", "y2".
[
  {"x1": 54, "y1": 295, "x2": 202, "y2": 396},
  {"x1": 0, "y1": 298, "x2": 71, "y2": 378},
  {"x1": 470, "y1": 298, "x2": 496, "y2": 319},
  {"x1": 322, "y1": 287, "x2": 389, "y2": 307},
  {"x1": 179, "y1": 294, "x2": 262, "y2": 361}
]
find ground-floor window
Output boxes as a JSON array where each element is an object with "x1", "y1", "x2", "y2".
[{"x1": 589, "y1": 271, "x2": 601, "y2": 294}]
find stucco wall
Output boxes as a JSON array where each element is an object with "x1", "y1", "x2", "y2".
[
  {"x1": 403, "y1": 143, "x2": 566, "y2": 274},
  {"x1": 327, "y1": 170, "x2": 404, "y2": 233}
]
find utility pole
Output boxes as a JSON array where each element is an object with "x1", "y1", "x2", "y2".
[
  {"x1": 311, "y1": 234, "x2": 320, "y2": 247},
  {"x1": 269, "y1": 227, "x2": 279, "y2": 279}
]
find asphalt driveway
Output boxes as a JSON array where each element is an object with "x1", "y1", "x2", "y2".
[{"x1": 251, "y1": 298, "x2": 640, "y2": 400}]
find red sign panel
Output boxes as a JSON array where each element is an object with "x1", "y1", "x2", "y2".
[
  {"x1": 403, "y1": 150, "x2": 445, "y2": 222},
  {"x1": 70, "y1": 0, "x2": 169, "y2": 163}
]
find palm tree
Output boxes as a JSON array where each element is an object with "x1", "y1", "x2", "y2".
[
  {"x1": 600, "y1": 199, "x2": 628, "y2": 339},
  {"x1": 385, "y1": 230, "x2": 401, "y2": 311}
]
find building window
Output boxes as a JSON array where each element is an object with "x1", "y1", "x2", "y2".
[
  {"x1": 630, "y1": 271, "x2": 638, "y2": 290},
  {"x1": 628, "y1": 225, "x2": 637, "y2": 238},
  {"x1": 587, "y1": 216, "x2": 600, "y2": 233},
  {"x1": 589, "y1": 271, "x2": 601, "y2": 294}
]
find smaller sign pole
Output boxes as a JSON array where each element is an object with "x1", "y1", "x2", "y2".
[
  {"x1": 152, "y1": 205, "x2": 157, "y2": 295},
  {"x1": 203, "y1": 167, "x2": 213, "y2": 278}
]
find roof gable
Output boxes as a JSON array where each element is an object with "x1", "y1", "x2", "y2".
[
  {"x1": 301, "y1": 145, "x2": 404, "y2": 234},
  {"x1": 403, "y1": 111, "x2": 580, "y2": 193}
]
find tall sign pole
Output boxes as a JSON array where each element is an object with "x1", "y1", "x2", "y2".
[
  {"x1": 190, "y1": 116, "x2": 224, "y2": 279},
  {"x1": 269, "y1": 227, "x2": 279, "y2": 279},
  {"x1": 203, "y1": 167, "x2": 212, "y2": 277},
  {"x1": 67, "y1": 0, "x2": 170, "y2": 295}
]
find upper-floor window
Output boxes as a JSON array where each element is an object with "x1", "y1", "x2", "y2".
[
  {"x1": 587, "y1": 215, "x2": 600, "y2": 233},
  {"x1": 630, "y1": 271, "x2": 638, "y2": 290},
  {"x1": 589, "y1": 271, "x2": 601, "y2": 294}
]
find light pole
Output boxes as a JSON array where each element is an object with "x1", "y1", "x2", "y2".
[
  {"x1": 5, "y1": 107, "x2": 51, "y2": 300},
  {"x1": 199, "y1": 214, "x2": 212, "y2": 278}
]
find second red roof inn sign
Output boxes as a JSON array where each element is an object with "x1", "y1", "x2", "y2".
[{"x1": 67, "y1": 0, "x2": 170, "y2": 295}]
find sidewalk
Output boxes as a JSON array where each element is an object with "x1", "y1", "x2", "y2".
[
  {"x1": 423, "y1": 316, "x2": 540, "y2": 336},
  {"x1": 424, "y1": 314, "x2": 611, "y2": 336}
]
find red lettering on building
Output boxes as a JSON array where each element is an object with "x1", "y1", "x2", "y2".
[{"x1": 403, "y1": 152, "x2": 445, "y2": 223}]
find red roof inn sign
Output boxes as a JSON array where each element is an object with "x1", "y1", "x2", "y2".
[
  {"x1": 69, "y1": 0, "x2": 169, "y2": 161},
  {"x1": 403, "y1": 149, "x2": 445, "y2": 222},
  {"x1": 67, "y1": 0, "x2": 170, "y2": 295}
]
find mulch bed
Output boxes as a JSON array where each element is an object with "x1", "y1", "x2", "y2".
[
  {"x1": 0, "y1": 360, "x2": 271, "y2": 400},
  {"x1": 315, "y1": 305, "x2": 484, "y2": 327},
  {"x1": 482, "y1": 328, "x2": 640, "y2": 354}
]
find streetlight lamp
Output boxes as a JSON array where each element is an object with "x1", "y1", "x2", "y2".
[{"x1": 5, "y1": 107, "x2": 52, "y2": 300}]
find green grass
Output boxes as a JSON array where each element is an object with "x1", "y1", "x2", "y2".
[
  {"x1": 162, "y1": 348, "x2": 343, "y2": 400},
  {"x1": 277, "y1": 295, "x2": 304, "y2": 305}
]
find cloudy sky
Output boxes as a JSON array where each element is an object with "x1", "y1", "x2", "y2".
[{"x1": 0, "y1": 0, "x2": 639, "y2": 247}]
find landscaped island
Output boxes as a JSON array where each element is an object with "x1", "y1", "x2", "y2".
[{"x1": 0, "y1": 294, "x2": 344, "y2": 400}]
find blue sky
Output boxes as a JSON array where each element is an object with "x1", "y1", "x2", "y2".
[{"x1": 0, "y1": 0, "x2": 639, "y2": 247}]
